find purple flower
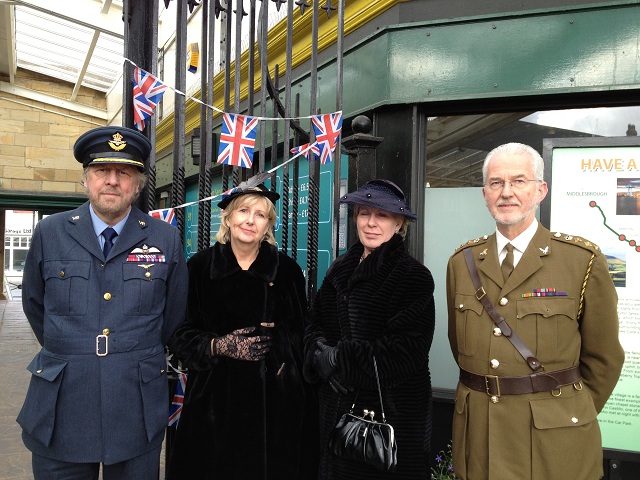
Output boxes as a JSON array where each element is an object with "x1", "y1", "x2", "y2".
[{"x1": 436, "y1": 455, "x2": 443, "y2": 463}]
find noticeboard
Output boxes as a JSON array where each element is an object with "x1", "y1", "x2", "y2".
[{"x1": 542, "y1": 137, "x2": 640, "y2": 457}]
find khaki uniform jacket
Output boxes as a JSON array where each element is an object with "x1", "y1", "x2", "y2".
[{"x1": 446, "y1": 225, "x2": 624, "y2": 480}]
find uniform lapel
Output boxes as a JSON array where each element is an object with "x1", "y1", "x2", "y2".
[
  {"x1": 478, "y1": 234, "x2": 504, "y2": 288},
  {"x1": 107, "y1": 207, "x2": 149, "y2": 259},
  {"x1": 66, "y1": 202, "x2": 104, "y2": 260},
  {"x1": 501, "y1": 225, "x2": 549, "y2": 295}
]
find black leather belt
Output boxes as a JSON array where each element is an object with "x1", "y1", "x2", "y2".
[{"x1": 460, "y1": 365, "x2": 582, "y2": 396}]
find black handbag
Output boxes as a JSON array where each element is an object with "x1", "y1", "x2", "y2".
[{"x1": 329, "y1": 356, "x2": 397, "y2": 472}]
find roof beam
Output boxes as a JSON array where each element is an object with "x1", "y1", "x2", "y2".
[
  {"x1": 9, "y1": 0, "x2": 123, "y2": 38},
  {"x1": 0, "y1": 4, "x2": 16, "y2": 82},
  {"x1": 71, "y1": 30, "x2": 100, "y2": 101}
]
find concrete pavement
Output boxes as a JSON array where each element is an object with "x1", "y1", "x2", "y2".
[{"x1": 0, "y1": 299, "x2": 39, "y2": 480}]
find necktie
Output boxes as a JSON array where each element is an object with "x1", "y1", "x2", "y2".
[
  {"x1": 501, "y1": 243, "x2": 514, "y2": 281},
  {"x1": 102, "y1": 227, "x2": 118, "y2": 258}
]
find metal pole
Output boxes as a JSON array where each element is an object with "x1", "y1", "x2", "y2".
[{"x1": 171, "y1": 0, "x2": 187, "y2": 238}]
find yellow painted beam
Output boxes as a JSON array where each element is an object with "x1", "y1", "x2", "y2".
[{"x1": 156, "y1": 0, "x2": 402, "y2": 152}]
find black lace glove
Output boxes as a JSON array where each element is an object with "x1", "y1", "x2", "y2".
[
  {"x1": 313, "y1": 339, "x2": 338, "y2": 379},
  {"x1": 213, "y1": 327, "x2": 271, "y2": 361}
]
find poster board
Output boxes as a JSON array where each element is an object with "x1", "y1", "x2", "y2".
[{"x1": 542, "y1": 137, "x2": 640, "y2": 457}]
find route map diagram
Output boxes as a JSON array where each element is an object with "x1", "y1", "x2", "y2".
[{"x1": 590, "y1": 201, "x2": 640, "y2": 253}]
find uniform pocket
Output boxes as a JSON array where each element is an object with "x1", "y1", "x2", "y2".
[
  {"x1": 122, "y1": 263, "x2": 169, "y2": 316},
  {"x1": 530, "y1": 390, "x2": 601, "y2": 477},
  {"x1": 139, "y1": 351, "x2": 169, "y2": 442},
  {"x1": 17, "y1": 352, "x2": 68, "y2": 446},
  {"x1": 452, "y1": 385, "x2": 470, "y2": 475},
  {"x1": 43, "y1": 260, "x2": 91, "y2": 315},
  {"x1": 454, "y1": 293, "x2": 484, "y2": 356},
  {"x1": 515, "y1": 297, "x2": 577, "y2": 364}
]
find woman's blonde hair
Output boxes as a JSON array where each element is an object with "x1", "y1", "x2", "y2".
[
  {"x1": 216, "y1": 193, "x2": 277, "y2": 245},
  {"x1": 353, "y1": 205, "x2": 409, "y2": 239}
]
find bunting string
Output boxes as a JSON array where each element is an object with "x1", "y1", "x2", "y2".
[
  {"x1": 125, "y1": 58, "x2": 333, "y2": 122},
  {"x1": 149, "y1": 142, "x2": 318, "y2": 219}
]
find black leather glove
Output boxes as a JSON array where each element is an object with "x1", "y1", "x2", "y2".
[
  {"x1": 213, "y1": 327, "x2": 271, "y2": 361},
  {"x1": 313, "y1": 340, "x2": 338, "y2": 379}
]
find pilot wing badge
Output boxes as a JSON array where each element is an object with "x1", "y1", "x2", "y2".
[{"x1": 127, "y1": 244, "x2": 166, "y2": 263}]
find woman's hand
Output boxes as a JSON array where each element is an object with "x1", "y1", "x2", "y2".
[
  {"x1": 313, "y1": 340, "x2": 338, "y2": 379},
  {"x1": 212, "y1": 327, "x2": 272, "y2": 361}
]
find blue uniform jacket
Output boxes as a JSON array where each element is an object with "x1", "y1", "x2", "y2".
[{"x1": 18, "y1": 201, "x2": 188, "y2": 465}]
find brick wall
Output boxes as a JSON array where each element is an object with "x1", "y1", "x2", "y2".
[{"x1": 0, "y1": 69, "x2": 107, "y2": 196}]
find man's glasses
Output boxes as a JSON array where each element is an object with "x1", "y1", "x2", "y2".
[{"x1": 486, "y1": 179, "x2": 540, "y2": 191}]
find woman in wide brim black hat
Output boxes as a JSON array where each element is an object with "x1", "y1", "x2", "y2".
[
  {"x1": 303, "y1": 179, "x2": 436, "y2": 480},
  {"x1": 167, "y1": 184, "x2": 319, "y2": 479}
]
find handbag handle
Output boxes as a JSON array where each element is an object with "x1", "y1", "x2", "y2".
[
  {"x1": 348, "y1": 355, "x2": 387, "y2": 423},
  {"x1": 372, "y1": 356, "x2": 387, "y2": 423}
]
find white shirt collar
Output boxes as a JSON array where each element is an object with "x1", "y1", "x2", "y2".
[
  {"x1": 89, "y1": 204, "x2": 130, "y2": 243},
  {"x1": 496, "y1": 218, "x2": 538, "y2": 266}
]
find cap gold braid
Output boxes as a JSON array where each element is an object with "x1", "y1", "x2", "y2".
[{"x1": 90, "y1": 157, "x2": 144, "y2": 169}]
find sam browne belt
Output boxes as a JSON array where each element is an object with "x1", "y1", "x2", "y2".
[{"x1": 459, "y1": 365, "x2": 582, "y2": 397}]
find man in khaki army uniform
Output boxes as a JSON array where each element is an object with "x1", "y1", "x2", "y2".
[{"x1": 446, "y1": 142, "x2": 624, "y2": 480}]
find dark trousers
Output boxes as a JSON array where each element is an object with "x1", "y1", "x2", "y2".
[{"x1": 32, "y1": 446, "x2": 161, "y2": 480}]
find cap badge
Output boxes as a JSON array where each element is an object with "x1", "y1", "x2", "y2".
[{"x1": 108, "y1": 132, "x2": 127, "y2": 152}]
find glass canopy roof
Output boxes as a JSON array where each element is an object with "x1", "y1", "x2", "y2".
[
  {"x1": 15, "y1": 7, "x2": 123, "y2": 92},
  {"x1": 12, "y1": 0, "x2": 124, "y2": 93}
]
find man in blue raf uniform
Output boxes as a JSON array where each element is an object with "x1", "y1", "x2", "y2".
[{"x1": 18, "y1": 126, "x2": 188, "y2": 480}]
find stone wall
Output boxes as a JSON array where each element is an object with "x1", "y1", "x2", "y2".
[{"x1": 0, "y1": 69, "x2": 107, "y2": 196}]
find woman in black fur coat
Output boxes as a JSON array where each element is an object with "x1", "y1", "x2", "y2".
[
  {"x1": 167, "y1": 185, "x2": 318, "y2": 480},
  {"x1": 304, "y1": 179, "x2": 436, "y2": 479}
]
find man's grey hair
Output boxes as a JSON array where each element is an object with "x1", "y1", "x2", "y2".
[{"x1": 482, "y1": 143, "x2": 544, "y2": 184}]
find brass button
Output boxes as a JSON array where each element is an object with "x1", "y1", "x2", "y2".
[
  {"x1": 493, "y1": 327, "x2": 502, "y2": 336},
  {"x1": 499, "y1": 297, "x2": 508, "y2": 306},
  {"x1": 490, "y1": 359, "x2": 500, "y2": 369},
  {"x1": 571, "y1": 417, "x2": 578, "y2": 424},
  {"x1": 490, "y1": 395, "x2": 499, "y2": 403},
  {"x1": 102, "y1": 328, "x2": 110, "y2": 336},
  {"x1": 36, "y1": 369, "x2": 43, "y2": 374},
  {"x1": 59, "y1": 271, "x2": 65, "y2": 277},
  {"x1": 103, "y1": 293, "x2": 112, "y2": 301},
  {"x1": 459, "y1": 304, "x2": 464, "y2": 310},
  {"x1": 145, "y1": 272, "x2": 151, "y2": 278}
]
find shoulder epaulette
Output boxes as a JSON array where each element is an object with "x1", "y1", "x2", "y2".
[
  {"x1": 550, "y1": 232, "x2": 601, "y2": 254},
  {"x1": 453, "y1": 234, "x2": 490, "y2": 254}
]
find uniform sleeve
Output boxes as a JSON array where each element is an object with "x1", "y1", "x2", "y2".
[
  {"x1": 21, "y1": 221, "x2": 45, "y2": 345},
  {"x1": 446, "y1": 254, "x2": 460, "y2": 362},
  {"x1": 161, "y1": 227, "x2": 189, "y2": 345},
  {"x1": 578, "y1": 250, "x2": 625, "y2": 412}
]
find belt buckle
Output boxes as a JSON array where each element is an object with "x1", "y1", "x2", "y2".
[
  {"x1": 485, "y1": 375, "x2": 500, "y2": 397},
  {"x1": 475, "y1": 287, "x2": 486, "y2": 301},
  {"x1": 96, "y1": 334, "x2": 108, "y2": 356}
]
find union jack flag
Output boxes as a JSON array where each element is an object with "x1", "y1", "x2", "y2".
[
  {"x1": 149, "y1": 208, "x2": 177, "y2": 227},
  {"x1": 168, "y1": 372, "x2": 187, "y2": 427},
  {"x1": 132, "y1": 67, "x2": 168, "y2": 131},
  {"x1": 311, "y1": 111, "x2": 343, "y2": 164},
  {"x1": 216, "y1": 113, "x2": 259, "y2": 168},
  {"x1": 290, "y1": 142, "x2": 320, "y2": 160}
]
